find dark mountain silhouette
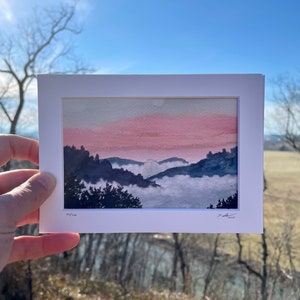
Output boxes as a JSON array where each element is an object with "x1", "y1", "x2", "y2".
[
  {"x1": 106, "y1": 157, "x2": 144, "y2": 166},
  {"x1": 107, "y1": 156, "x2": 189, "y2": 166},
  {"x1": 64, "y1": 145, "x2": 158, "y2": 188},
  {"x1": 147, "y1": 147, "x2": 238, "y2": 181},
  {"x1": 158, "y1": 157, "x2": 189, "y2": 165},
  {"x1": 64, "y1": 145, "x2": 237, "y2": 187}
]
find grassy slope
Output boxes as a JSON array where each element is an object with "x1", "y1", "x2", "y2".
[
  {"x1": 215, "y1": 151, "x2": 300, "y2": 269},
  {"x1": 264, "y1": 150, "x2": 300, "y2": 201},
  {"x1": 264, "y1": 151, "x2": 300, "y2": 231},
  {"x1": 255, "y1": 151, "x2": 300, "y2": 269}
]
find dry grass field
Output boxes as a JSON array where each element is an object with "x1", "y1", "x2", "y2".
[
  {"x1": 221, "y1": 151, "x2": 300, "y2": 270},
  {"x1": 264, "y1": 151, "x2": 300, "y2": 229},
  {"x1": 262, "y1": 151, "x2": 300, "y2": 269},
  {"x1": 264, "y1": 150, "x2": 300, "y2": 201}
]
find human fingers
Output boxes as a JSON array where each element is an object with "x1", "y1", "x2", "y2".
[
  {"x1": 0, "y1": 169, "x2": 38, "y2": 194},
  {"x1": 8, "y1": 233, "x2": 80, "y2": 264},
  {"x1": 17, "y1": 210, "x2": 39, "y2": 227},
  {"x1": 0, "y1": 232, "x2": 14, "y2": 272},
  {"x1": 0, "y1": 134, "x2": 39, "y2": 167},
  {"x1": 0, "y1": 172, "x2": 56, "y2": 231}
]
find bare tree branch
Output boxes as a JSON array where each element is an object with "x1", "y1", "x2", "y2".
[
  {"x1": 0, "y1": 1, "x2": 91, "y2": 135},
  {"x1": 0, "y1": 77, "x2": 14, "y2": 123},
  {"x1": 236, "y1": 233, "x2": 263, "y2": 280},
  {"x1": 202, "y1": 234, "x2": 220, "y2": 298},
  {"x1": 236, "y1": 229, "x2": 269, "y2": 300},
  {"x1": 272, "y1": 74, "x2": 300, "y2": 152}
]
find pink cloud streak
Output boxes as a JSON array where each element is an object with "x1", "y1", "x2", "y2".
[{"x1": 64, "y1": 113, "x2": 237, "y2": 162}]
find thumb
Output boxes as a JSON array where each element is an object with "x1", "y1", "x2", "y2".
[{"x1": 0, "y1": 172, "x2": 56, "y2": 230}]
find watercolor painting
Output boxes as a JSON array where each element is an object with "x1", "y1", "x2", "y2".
[{"x1": 63, "y1": 98, "x2": 238, "y2": 209}]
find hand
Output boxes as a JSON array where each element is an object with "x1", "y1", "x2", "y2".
[{"x1": 0, "y1": 135, "x2": 80, "y2": 272}]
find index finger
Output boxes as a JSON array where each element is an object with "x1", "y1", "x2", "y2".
[
  {"x1": 0, "y1": 172, "x2": 56, "y2": 229},
  {"x1": 0, "y1": 134, "x2": 39, "y2": 167}
]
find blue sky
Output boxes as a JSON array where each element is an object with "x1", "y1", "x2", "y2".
[
  {"x1": 79, "y1": 0, "x2": 300, "y2": 85},
  {"x1": 1, "y1": 0, "x2": 300, "y2": 134},
  {"x1": 1, "y1": 0, "x2": 299, "y2": 86}
]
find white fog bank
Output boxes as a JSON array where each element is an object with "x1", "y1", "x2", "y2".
[{"x1": 88, "y1": 174, "x2": 237, "y2": 209}]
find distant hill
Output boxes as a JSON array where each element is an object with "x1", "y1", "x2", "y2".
[
  {"x1": 158, "y1": 157, "x2": 189, "y2": 165},
  {"x1": 264, "y1": 135, "x2": 295, "y2": 151},
  {"x1": 107, "y1": 156, "x2": 189, "y2": 166},
  {"x1": 106, "y1": 157, "x2": 144, "y2": 166},
  {"x1": 148, "y1": 147, "x2": 238, "y2": 180}
]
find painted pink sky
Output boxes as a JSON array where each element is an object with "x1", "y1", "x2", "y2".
[{"x1": 64, "y1": 113, "x2": 237, "y2": 163}]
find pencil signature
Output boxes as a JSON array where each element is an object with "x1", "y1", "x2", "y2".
[
  {"x1": 217, "y1": 212, "x2": 237, "y2": 219},
  {"x1": 66, "y1": 212, "x2": 77, "y2": 217}
]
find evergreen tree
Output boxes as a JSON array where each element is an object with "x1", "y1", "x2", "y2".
[
  {"x1": 100, "y1": 183, "x2": 142, "y2": 208},
  {"x1": 207, "y1": 192, "x2": 238, "y2": 209},
  {"x1": 64, "y1": 178, "x2": 142, "y2": 209},
  {"x1": 64, "y1": 173, "x2": 86, "y2": 209}
]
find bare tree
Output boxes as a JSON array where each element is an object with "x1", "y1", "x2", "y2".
[
  {"x1": 266, "y1": 223, "x2": 300, "y2": 299},
  {"x1": 271, "y1": 74, "x2": 300, "y2": 152},
  {"x1": 172, "y1": 233, "x2": 192, "y2": 295},
  {"x1": 0, "y1": 1, "x2": 90, "y2": 135},
  {"x1": 202, "y1": 234, "x2": 220, "y2": 298},
  {"x1": 0, "y1": 2, "x2": 92, "y2": 298},
  {"x1": 236, "y1": 229, "x2": 269, "y2": 300}
]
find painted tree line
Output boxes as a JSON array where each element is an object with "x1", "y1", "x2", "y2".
[{"x1": 65, "y1": 175, "x2": 142, "y2": 209}]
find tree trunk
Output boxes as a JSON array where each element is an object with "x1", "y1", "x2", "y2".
[
  {"x1": 172, "y1": 233, "x2": 192, "y2": 295},
  {"x1": 9, "y1": 81, "x2": 24, "y2": 135},
  {"x1": 237, "y1": 229, "x2": 269, "y2": 300},
  {"x1": 202, "y1": 234, "x2": 220, "y2": 298}
]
